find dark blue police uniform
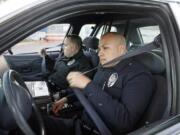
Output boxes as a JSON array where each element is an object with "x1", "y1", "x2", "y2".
[
  {"x1": 45, "y1": 50, "x2": 93, "y2": 91},
  {"x1": 43, "y1": 58, "x2": 155, "y2": 135},
  {"x1": 82, "y1": 58, "x2": 155, "y2": 134}
]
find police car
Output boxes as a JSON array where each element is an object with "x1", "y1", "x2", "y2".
[{"x1": 0, "y1": 0, "x2": 180, "y2": 135}]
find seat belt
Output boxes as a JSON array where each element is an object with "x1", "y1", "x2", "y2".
[
  {"x1": 103, "y1": 41, "x2": 159, "y2": 67},
  {"x1": 74, "y1": 89, "x2": 111, "y2": 135},
  {"x1": 83, "y1": 40, "x2": 160, "y2": 75},
  {"x1": 75, "y1": 40, "x2": 160, "y2": 135},
  {"x1": 41, "y1": 55, "x2": 48, "y2": 75}
]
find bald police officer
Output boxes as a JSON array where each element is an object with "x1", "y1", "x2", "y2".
[{"x1": 43, "y1": 32, "x2": 155, "y2": 135}]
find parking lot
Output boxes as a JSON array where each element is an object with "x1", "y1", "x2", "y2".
[{"x1": 10, "y1": 40, "x2": 61, "y2": 54}]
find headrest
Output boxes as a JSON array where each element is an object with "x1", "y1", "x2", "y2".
[
  {"x1": 154, "y1": 34, "x2": 162, "y2": 47},
  {"x1": 134, "y1": 52, "x2": 165, "y2": 74},
  {"x1": 83, "y1": 37, "x2": 99, "y2": 50}
]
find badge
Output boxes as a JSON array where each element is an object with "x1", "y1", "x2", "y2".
[
  {"x1": 67, "y1": 59, "x2": 75, "y2": 66},
  {"x1": 107, "y1": 73, "x2": 118, "y2": 87}
]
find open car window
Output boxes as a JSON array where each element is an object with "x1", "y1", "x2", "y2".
[
  {"x1": 96, "y1": 25, "x2": 117, "y2": 39},
  {"x1": 125, "y1": 19, "x2": 160, "y2": 51},
  {"x1": 138, "y1": 26, "x2": 160, "y2": 44},
  {"x1": 10, "y1": 23, "x2": 70, "y2": 55},
  {"x1": 79, "y1": 24, "x2": 96, "y2": 40}
]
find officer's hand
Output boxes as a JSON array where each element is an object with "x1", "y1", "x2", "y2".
[
  {"x1": 39, "y1": 48, "x2": 47, "y2": 57},
  {"x1": 52, "y1": 97, "x2": 67, "y2": 115},
  {"x1": 67, "y1": 72, "x2": 91, "y2": 89}
]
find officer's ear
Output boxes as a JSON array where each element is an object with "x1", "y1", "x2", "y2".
[{"x1": 118, "y1": 44, "x2": 127, "y2": 55}]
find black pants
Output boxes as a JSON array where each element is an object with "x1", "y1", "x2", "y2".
[
  {"x1": 43, "y1": 116, "x2": 73, "y2": 135},
  {"x1": 43, "y1": 116, "x2": 100, "y2": 135},
  {"x1": 42, "y1": 116, "x2": 82, "y2": 135},
  {"x1": 17, "y1": 114, "x2": 99, "y2": 135}
]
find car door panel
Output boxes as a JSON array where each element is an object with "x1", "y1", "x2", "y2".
[
  {"x1": 4, "y1": 54, "x2": 43, "y2": 81},
  {"x1": 4, "y1": 54, "x2": 56, "y2": 109},
  {"x1": 4, "y1": 52, "x2": 59, "y2": 81}
]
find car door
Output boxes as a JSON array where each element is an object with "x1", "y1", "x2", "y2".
[
  {"x1": 4, "y1": 23, "x2": 70, "y2": 81},
  {"x1": 4, "y1": 54, "x2": 44, "y2": 81},
  {"x1": 3, "y1": 23, "x2": 70, "y2": 111}
]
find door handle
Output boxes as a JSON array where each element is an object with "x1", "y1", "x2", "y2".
[{"x1": 21, "y1": 67, "x2": 32, "y2": 73}]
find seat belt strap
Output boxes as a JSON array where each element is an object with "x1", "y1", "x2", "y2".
[
  {"x1": 83, "y1": 41, "x2": 160, "y2": 75},
  {"x1": 103, "y1": 41, "x2": 159, "y2": 67},
  {"x1": 74, "y1": 89, "x2": 112, "y2": 135}
]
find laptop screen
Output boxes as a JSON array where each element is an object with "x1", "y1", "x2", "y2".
[{"x1": 25, "y1": 81, "x2": 49, "y2": 97}]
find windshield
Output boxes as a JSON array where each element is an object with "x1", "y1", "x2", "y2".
[{"x1": 0, "y1": 0, "x2": 48, "y2": 23}]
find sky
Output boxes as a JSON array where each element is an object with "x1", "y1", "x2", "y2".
[{"x1": 0, "y1": 0, "x2": 47, "y2": 19}]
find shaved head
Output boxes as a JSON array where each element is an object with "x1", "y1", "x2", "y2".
[
  {"x1": 98, "y1": 32, "x2": 127, "y2": 67},
  {"x1": 100, "y1": 32, "x2": 126, "y2": 47}
]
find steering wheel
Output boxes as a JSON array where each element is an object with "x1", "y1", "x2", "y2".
[
  {"x1": 2, "y1": 70, "x2": 45, "y2": 135},
  {"x1": 2, "y1": 69, "x2": 110, "y2": 135}
]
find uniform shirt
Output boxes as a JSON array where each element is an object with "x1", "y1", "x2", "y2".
[
  {"x1": 82, "y1": 58, "x2": 155, "y2": 134},
  {"x1": 46, "y1": 50, "x2": 93, "y2": 90}
]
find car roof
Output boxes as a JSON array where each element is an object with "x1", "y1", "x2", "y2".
[
  {"x1": 155, "y1": 0, "x2": 180, "y2": 2},
  {"x1": 0, "y1": 0, "x2": 178, "y2": 22}
]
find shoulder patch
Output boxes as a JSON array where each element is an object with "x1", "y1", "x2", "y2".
[
  {"x1": 67, "y1": 59, "x2": 75, "y2": 66},
  {"x1": 107, "y1": 72, "x2": 118, "y2": 87}
]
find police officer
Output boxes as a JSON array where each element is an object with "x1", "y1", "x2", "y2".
[
  {"x1": 41, "y1": 35, "x2": 93, "y2": 91},
  {"x1": 43, "y1": 32, "x2": 155, "y2": 135}
]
